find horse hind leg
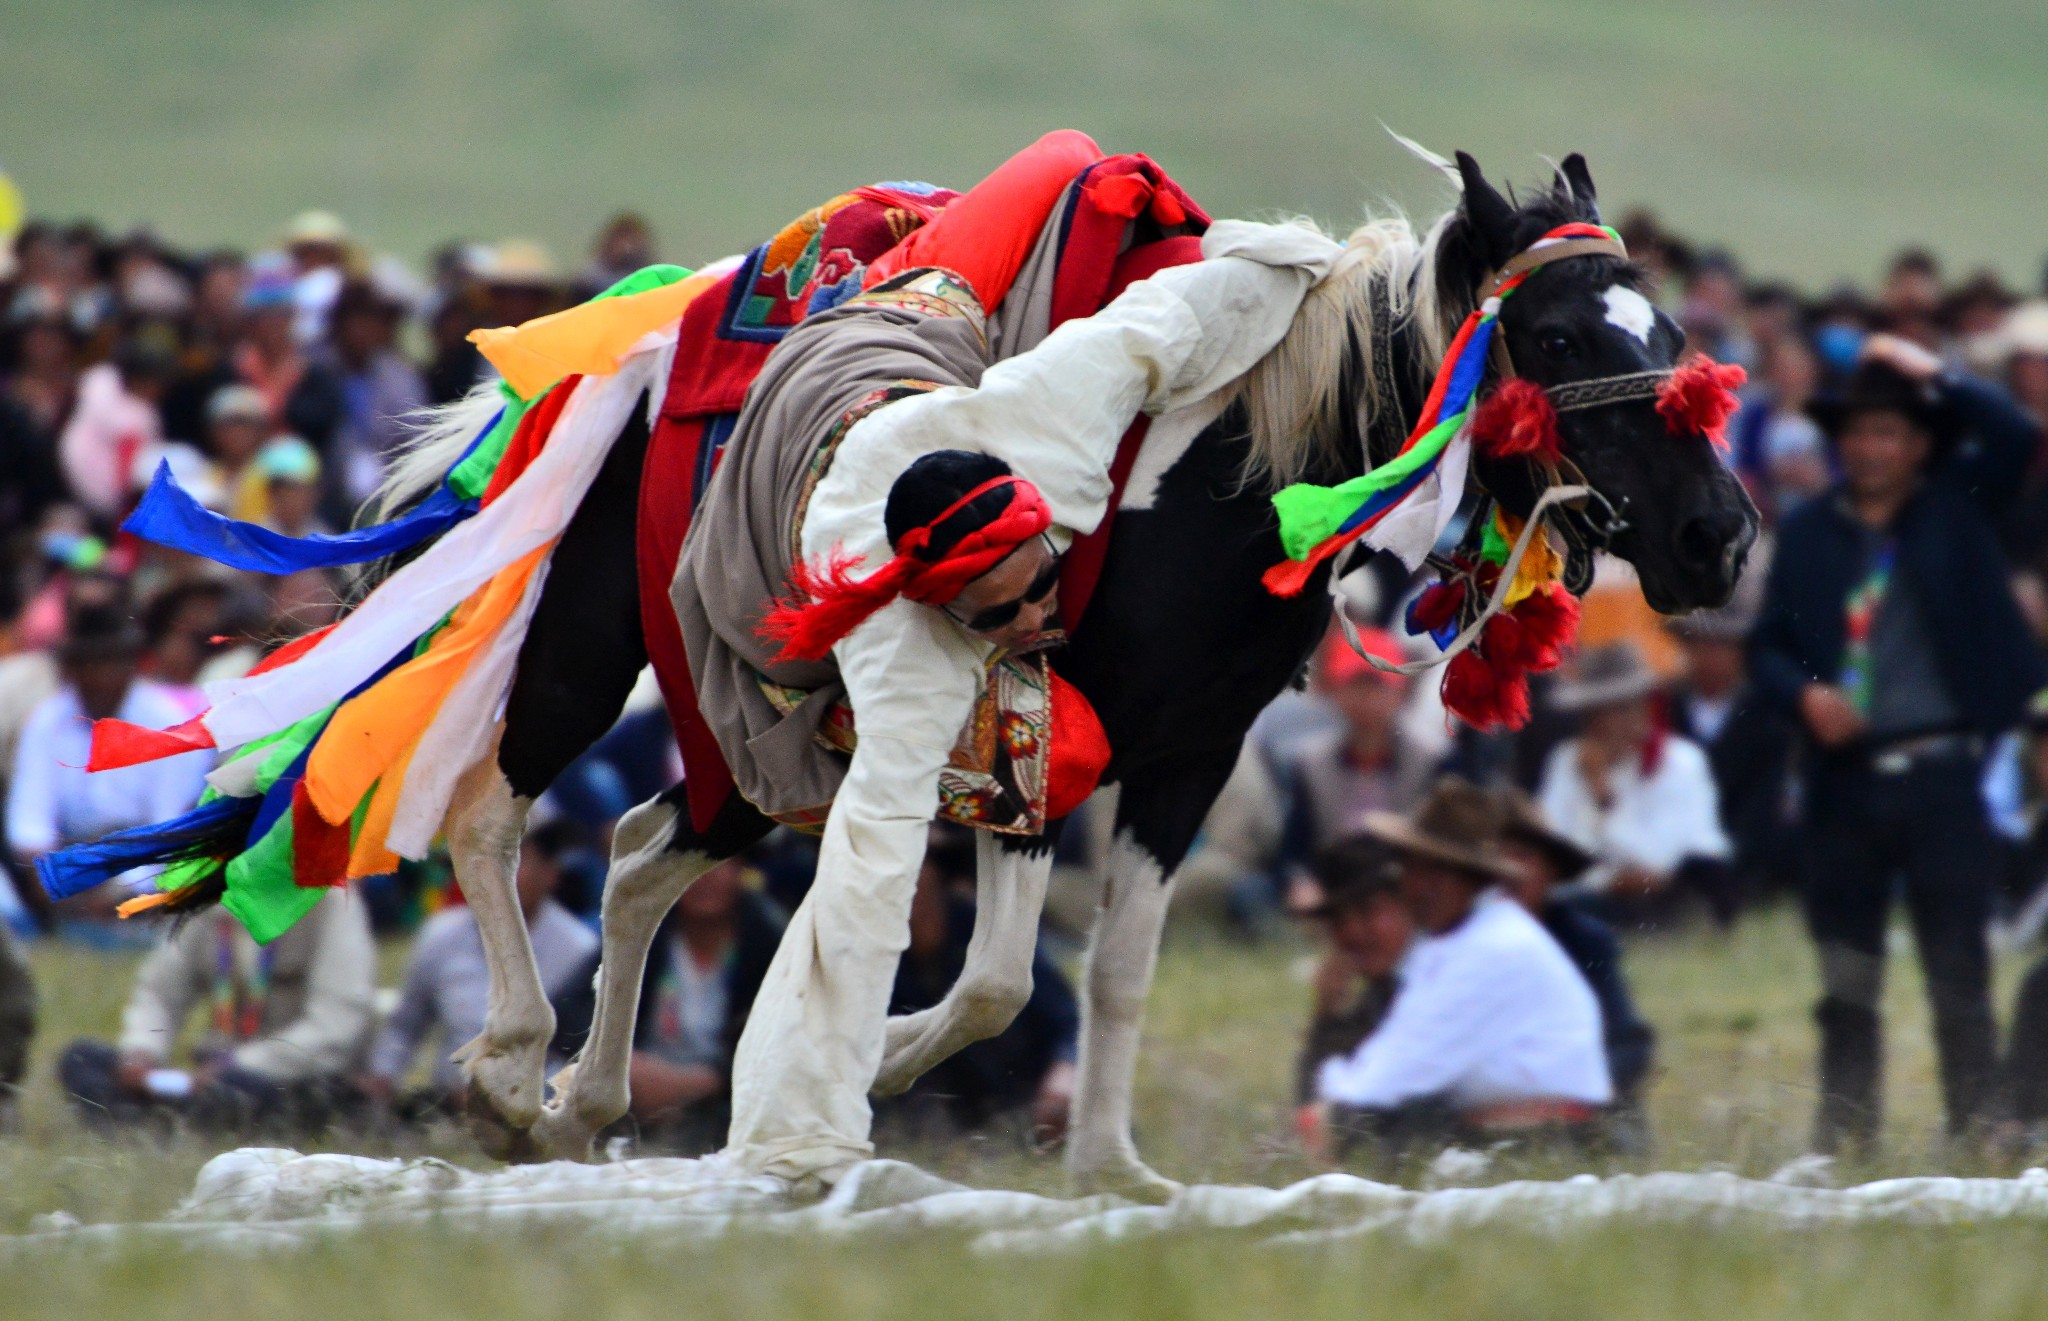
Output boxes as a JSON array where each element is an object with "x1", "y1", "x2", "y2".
[
  {"x1": 874, "y1": 827, "x2": 1053, "y2": 1096},
  {"x1": 533, "y1": 785, "x2": 773, "y2": 1161}
]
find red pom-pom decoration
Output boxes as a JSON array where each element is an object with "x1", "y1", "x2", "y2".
[
  {"x1": 1469, "y1": 378, "x2": 1563, "y2": 463},
  {"x1": 1656, "y1": 356, "x2": 1747, "y2": 449},
  {"x1": 1441, "y1": 648, "x2": 1533, "y2": 731},
  {"x1": 1406, "y1": 578, "x2": 1468, "y2": 636},
  {"x1": 1505, "y1": 583, "x2": 1581, "y2": 672}
]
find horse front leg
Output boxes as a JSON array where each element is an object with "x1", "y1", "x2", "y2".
[
  {"x1": 873, "y1": 829, "x2": 1053, "y2": 1095},
  {"x1": 443, "y1": 730, "x2": 548, "y2": 1160},
  {"x1": 532, "y1": 787, "x2": 772, "y2": 1160},
  {"x1": 1066, "y1": 826, "x2": 1181, "y2": 1203}
]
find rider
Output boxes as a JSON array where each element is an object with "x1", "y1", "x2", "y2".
[{"x1": 676, "y1": 144, "x2": 1339, "y2": 1184}]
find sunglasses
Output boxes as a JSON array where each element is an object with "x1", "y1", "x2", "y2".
[{"x1": 945, "y1": 534, "x2": 1062, "y2": 634}]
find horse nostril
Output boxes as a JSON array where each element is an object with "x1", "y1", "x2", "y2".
[{"x1": 1675, "y1": 515, "x2": 1729, "y2": 572}]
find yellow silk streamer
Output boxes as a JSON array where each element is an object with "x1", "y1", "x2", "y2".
[
  {"x1": 1496, "y1": 510, "x2": 1564, "y2": 607},
  {"x1": 468, "y1": 270, "x2": 720, "y2": 400}
]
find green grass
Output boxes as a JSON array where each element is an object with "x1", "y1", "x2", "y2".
[
  {"x1": 3, "y1": 0, "x2": 2046, "y2": 288},
  {"x1": 5, "y1": 903, "x2": 2048, "y2": 1318}
]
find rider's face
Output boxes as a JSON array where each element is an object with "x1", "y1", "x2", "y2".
[{"x1": 945, "y1": 536, "x2": 1060, "y2": 648}]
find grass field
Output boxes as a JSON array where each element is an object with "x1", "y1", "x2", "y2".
[
  {"x1": 5, "y1": 902, "x2": 2048, "y2": 1318},
  {"x1": 5, "y1": 0, "x2": 2047, "y2": 289}
]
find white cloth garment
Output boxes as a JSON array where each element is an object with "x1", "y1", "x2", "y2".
[
  {"x1": 723, "y1": 221, "x2": 1340, "y2": 1182},
  {"x1": 1536, "y1": 735, "x2": 1732, "y2": 890},
  {"x1": 6, "y1": 681, "x2": 214, "y2": 861},
  {"x1": 367, "y1": 899, "x2": 597, "y2": 1092},
  {"x1": 1315, "y1": 891, "x2": 1612, "y2": 1111}
]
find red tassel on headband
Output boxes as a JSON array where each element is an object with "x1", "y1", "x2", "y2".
[
  {"x1": 758, "y1": 475, "x2": 1053, "y2": 663},
  {"x1": 1656, "y1": 357, "x2": 1747, "y2": 448}
]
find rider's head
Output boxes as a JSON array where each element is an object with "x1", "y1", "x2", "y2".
[
  {"x1": 759, "y1": 449, "x2": 1059, "y2": 663},
  {"x1": 886, "y1": 452, "x2": 1061, "y2": 649}
]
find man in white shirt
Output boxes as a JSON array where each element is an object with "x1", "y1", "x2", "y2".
[
  {"x1": 1537, "y1": 641, "x2": 1736, "y2": 926},
  {"x1": 1314, "y1": 779, "x2": 1611, "y2": 1156},
  {"x1": 6, "y1": 606, "x2": 213, "y2": 923}
]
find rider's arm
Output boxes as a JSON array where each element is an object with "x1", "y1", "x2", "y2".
[{"x1": 807, "y1": 220, "x2": 1338, "y2": 552}]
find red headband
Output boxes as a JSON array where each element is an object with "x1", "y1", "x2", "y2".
[{"x1": 758, "y1": 475, "x2": 1054, "y2": 663}]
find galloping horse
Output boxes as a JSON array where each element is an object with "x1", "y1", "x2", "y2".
[{"x1": 366, "y1": 146, "x2": 1756, "y2": 1197}]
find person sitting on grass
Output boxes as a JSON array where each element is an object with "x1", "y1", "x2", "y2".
[
  {"x1": 1292, "y1": 835, "x2": 1413, "y2": 1159},
  {"x1": 57, "y1": 887, "x2": 376, "y2": 1136},
  {"x1": 1312, "y1": 778, "x2": 1611, "y2": 1160},
  {"x1": 548, "y1": 853, "x2": 785, "y2": 1155},
  {"x1": 1496, "y1": 788, "x2": 1658, "y2": 1148},
  {"x1": 360, "y1": 813, "x2": 597, "y2": 1121}
]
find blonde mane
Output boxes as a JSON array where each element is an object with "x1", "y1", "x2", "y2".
[{"x1": 1231, "y1": 211, "x2": 1471, "y2": 488}]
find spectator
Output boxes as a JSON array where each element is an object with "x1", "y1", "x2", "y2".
[
  {"x1": 5, "y1": 286, "x2": 82, "y2": 451},
  {"x1": 573, "y1": 213, "x2": 657, "y2": 302},
  {"x1": 282, "y1": 211, "x2": 351, "y2": 347},
  {"x1": 56, "y1": 888, "x2": 375, "y2": 1136},
  {"x1": 1314, "y1": 779, "x2": 1611, "y2": 1157},
  {"x1": 138, "y1": 579, "x2": 227, "y2": 716},
  {"x1": 1879, "y1": 248, "x2": 1946, "y2": 352},
  {"x1": 363, "y1": 817, "x2": 596, "y2": 1119},
  {"x1": 200, "y1": 383, "x2": 273, "y2": 520},
  {"x1": 1294, "y1": 836, "x2": 1411, "y2": 1112},
  {"x1": 1729, "y1": 335, "x2": 1830, "y2": 521},
  {"x1": 549, "y1": 854, "x2": 785, "y2": 1153},
  {"x1": 1666, "y1": 598, "x2": 1798, "y2": 899},
  {"x1": 1748, "y1": 334, "x2": 2046, "y2": 1152},
  {"x1": 1277, "y1": 628, "x2": 1440, "y2": 878},
  {"x1": 1999, "y1": 301, "x2": 2048, "y2": 430},
  {"x1": 57, "y1": 330, "x2": 171, "y2": 517},
  {"x1": 252, "y1": 436, "x2": 330, "y2": 538},
  {"x1": 6, "y1": 604, "x2": 212, "y2": 926},
  {"x1": 323, "y1": 279, "x2": 426, "y2": 515},
  {"x1": 878, "y1": 828, "x2": 1079, "y2": 1144},
  {"x1": 232, "y1": 256, "x2": 341, "y2": 452},
  {"x1": 1537, "y1": 642, "x2": 1736, "y2": 927},
  {"x1": 1496, "y1": 789, "x2": 1657, "y2": 1107},
  {"x1": 480, "y1": 240, "x2": 562, "y2": 332}
]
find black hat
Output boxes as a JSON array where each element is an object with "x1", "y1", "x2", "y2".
[
  {"x1": 1305, "y1": 835, "x2": 1401, "y2": 917},
  {"x1": 1496, "y1": 788, "x2": 1595, "y2": 882},
  {"x1": 1805, "y1": 361, "x2": 1952, "y2": 446}
]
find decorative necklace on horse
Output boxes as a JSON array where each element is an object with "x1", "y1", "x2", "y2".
[{"x1": 1261, "y1": 222, "x2": 1747, "y2": 730}]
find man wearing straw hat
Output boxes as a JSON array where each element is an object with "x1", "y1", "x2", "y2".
[{"x1": 1313, "y1": 778, "x2": 1610, "y2": 1154}]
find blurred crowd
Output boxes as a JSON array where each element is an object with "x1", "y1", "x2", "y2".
[{"x1": 7, "y1": 202, "x2": 2048, "y2": 1166}]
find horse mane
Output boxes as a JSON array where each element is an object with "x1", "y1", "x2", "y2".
[
  {"x1": 364, "y1": 379, "x2": 506, "y2": 524},
  {"x1": 1232, "y1": 211, "x2": 1468, "y2": 488}
]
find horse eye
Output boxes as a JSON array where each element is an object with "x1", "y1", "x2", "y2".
[{"x1": 1538, "y1": 332, "x2": 1575, "y2": 360}]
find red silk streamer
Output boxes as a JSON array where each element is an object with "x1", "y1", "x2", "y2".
[{"x1": 758, "y1": 476, "x2": 1054, "y2": 663}]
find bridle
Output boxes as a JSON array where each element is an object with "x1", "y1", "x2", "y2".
[{"x1": 1331, "y1": 221, "x2": 1681, "y2": 673}]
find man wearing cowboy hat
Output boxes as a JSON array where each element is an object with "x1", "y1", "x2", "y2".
[
  {"x1": 1750, "y1": 333, "x2": 2045, "y2": 1152},
  {"x1": 1536, "y1": 641, "x2": 1735, "y2": 925},
  {"x1": 1313, "y1": 778, "x2": 1610, "y2": 1153}
]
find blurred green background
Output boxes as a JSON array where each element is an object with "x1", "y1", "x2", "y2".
[{"x1": 3, "y1": 0, "x2": 2045, "y2": 288}]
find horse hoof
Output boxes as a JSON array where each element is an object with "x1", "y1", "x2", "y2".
[
  {"x1": 453, "y1": 1032, "x2": 546, "y2": 1133},
  {"x1": 465, "y1": 1087, "x2": 544, "y2": 1164},
  {"x1": 1070, "y1": 1154, "x2": 1182, "y2": 1205},
  {"x1": 530, "y1": 1102, "x2": 599, "y2": 1163}
]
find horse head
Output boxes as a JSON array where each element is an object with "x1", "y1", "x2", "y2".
[{"x1": 1438, "y1": 151, "x2": 1759, "y2": 613}]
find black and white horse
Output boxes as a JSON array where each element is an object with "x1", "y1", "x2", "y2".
[{"x1": 406, "y1": 149, "x2": 1756, "y2": 1195}]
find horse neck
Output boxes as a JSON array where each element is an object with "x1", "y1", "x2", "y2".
[{"x1": 1348, "y1": 268, "x2": 1435, "y2": 482}]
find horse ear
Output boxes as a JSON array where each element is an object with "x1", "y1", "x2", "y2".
[
  {"x1": 1455, "y1": 151, "x2": 1517, "y2": 270},
  {"x1": 1559, "y1": 152, "x2": 1600, "y2": 216}
]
